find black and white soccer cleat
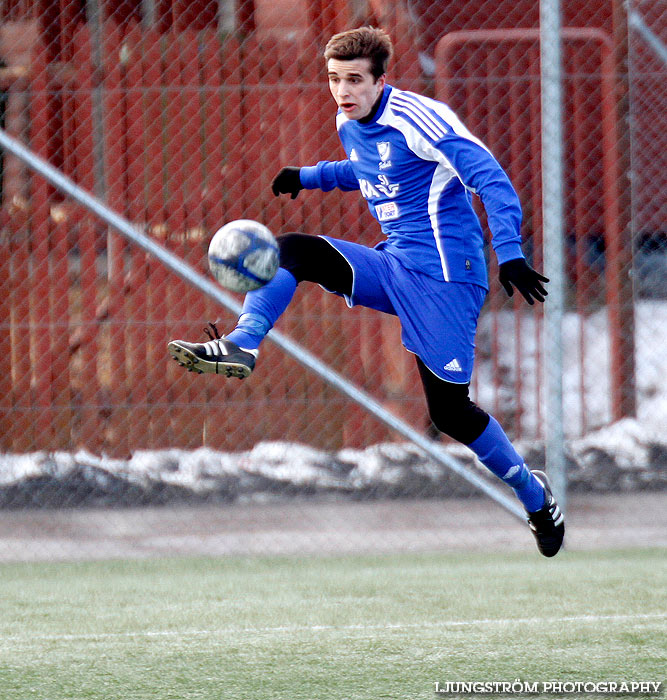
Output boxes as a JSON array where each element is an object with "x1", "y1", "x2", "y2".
[
  {"x1": 168, "y1": 323, "x2": 257, "y2": 379},
  {"x1": 526, "y1": 470, "x2": 565, "y2": 557}
]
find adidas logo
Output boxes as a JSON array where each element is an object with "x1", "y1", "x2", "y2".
[
  {"x1": 443, "y1": 358, "x2": 463, "y2": 372},
  {"x1": 349, "y1": 148, "x2": 359, "y2": 162},
  {"x1": 549, "y1": 499, "x2": 565, "y2": 526}
]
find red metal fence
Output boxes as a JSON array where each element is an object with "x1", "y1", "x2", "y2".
[
  {"x1": 0, "y1": 1, "x2": 662, "y2": 457},
  {"x1": 0, "y1": 21, "x2": 416, "y2": 456}
]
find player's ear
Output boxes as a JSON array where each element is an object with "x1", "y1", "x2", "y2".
[{"x1": 376, "y1": 73, "x2": 386, "y2": 90}]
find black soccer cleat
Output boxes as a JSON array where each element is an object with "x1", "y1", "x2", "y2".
[
  {"x1": 526, "y1": 470, "x2": 565, "y2": 557},
  {"x1": 168, "y1": 324, "x2": 257, "y2": 379}
]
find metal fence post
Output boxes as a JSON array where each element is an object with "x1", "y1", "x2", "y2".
[{"x1": 540, "y1": 0, "x2": 567, "y2": 510}]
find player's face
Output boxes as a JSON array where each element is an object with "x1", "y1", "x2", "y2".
[{"x1": 327, "y1": 58, "x2": 385, "y2": 120}]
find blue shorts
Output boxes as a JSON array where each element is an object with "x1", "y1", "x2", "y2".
[{"x1": 320, "y1": 236, "x2": 486, "y2": 383}]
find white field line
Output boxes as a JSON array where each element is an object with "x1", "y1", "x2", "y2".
[{"x1": 2, "y1": 613, "x2": 664, "y2": 645}]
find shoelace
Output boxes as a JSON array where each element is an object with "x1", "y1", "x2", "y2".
[
  {"x1": 199, "y1": 322, "x2": 227, "y2": 358},
  {"x1": 203, "y1": 321, "x2": 222, "y2": 340}
]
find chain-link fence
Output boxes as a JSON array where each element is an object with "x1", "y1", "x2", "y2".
[{"x1": 0, "y1": 1, "x2": 665, "y2": 541}]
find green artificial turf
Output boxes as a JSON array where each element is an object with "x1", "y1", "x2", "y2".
[{"x1": 0, "y1": 549, "x2": 665, "y2": 699}]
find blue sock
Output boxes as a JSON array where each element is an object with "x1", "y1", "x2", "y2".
[
  {"x1": 226, "y1": 268, "x2": 297, "y2": 350},
  {"x1": 468, "y1": 416, "x2": 545, "y2": 512}
]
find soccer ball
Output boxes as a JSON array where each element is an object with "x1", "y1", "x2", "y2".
[{"x1": 207, "y1": 219, "x2": 280, "y2": 293}]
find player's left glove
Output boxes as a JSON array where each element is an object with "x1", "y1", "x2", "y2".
[{"x1": 498, "y1": 258, "x2": 549, "y2": 305}]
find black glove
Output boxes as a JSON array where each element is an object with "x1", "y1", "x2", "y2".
[
  {"x1": 498, "y1": 258, "x2": 549, "y2": 305},
  {"x1": 271, "y1": 166, "x2": 303, "y2": 199}
]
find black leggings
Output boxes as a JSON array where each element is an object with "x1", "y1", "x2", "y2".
[{"x1": 278, "y1": 233, "x2": 490, "y2": 445}]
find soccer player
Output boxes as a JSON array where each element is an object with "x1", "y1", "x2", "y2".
[{"x1": 168, "y1": 26, "x2": 565, "y2": 556}]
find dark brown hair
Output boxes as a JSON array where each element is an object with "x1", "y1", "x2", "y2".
[{"x1": 324, "y1": 26, "x2": 394, "y2": 80}]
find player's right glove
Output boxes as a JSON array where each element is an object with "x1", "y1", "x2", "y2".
[
  {"x1": 271, "y1": 166, "x2": 303, "y2": 199},
  {"x1": 499, "y1": 258, "x2": 549, "y2": 305}
]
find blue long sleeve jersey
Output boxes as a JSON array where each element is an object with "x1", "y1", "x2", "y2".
[{"x1": 299, "y1": 84, "x2": 524, "y2": 289}]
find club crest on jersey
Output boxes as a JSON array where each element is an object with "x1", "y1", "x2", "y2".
[
  {"x1": 377, "y1": 142, "x2": 391, "y2": 161},
  {"x1": 377, "y1": 141, "x2": 392, "y2": 169}
]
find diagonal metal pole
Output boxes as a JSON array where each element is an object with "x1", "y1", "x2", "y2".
[
  {"x1": 628, "y1": 8, "x2": 667, "y2": 66},
  {"x1": 0, "y1": 127, "x2": 526, "y2": 520}
]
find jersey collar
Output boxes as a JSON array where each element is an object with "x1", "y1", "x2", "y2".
[{"x1": 358, "y1": 84, "x2": 393, "y2": 125}]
